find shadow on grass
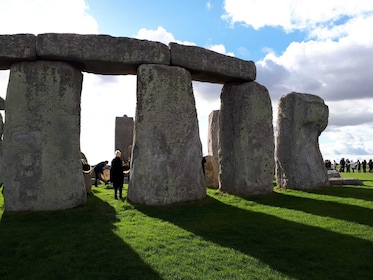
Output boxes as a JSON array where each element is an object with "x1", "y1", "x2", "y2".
[
  {"x1": 247, "y1": 191, "x2": 373, "y2": 227},
  {"x1": 135, "y1": 195, "x2": 373, "y2": 280},
  {"x1": 305, "y1": 185, "x2": 373, "y2": 202},
  {"x1": 0, "y1": 194, "x2": 161, "y2": 280}
]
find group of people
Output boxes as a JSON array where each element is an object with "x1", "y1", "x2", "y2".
[
  {"x1": 93, "y1": 150, "x2": 130, "y2": 200},
  {"x1": 325, "y1": 158, "x2": 373, "y2": 173}
]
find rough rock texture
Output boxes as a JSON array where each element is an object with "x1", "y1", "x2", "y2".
[
  {"x1": 219, "y1": 82, "x2": 274, "y2": 196},
  {"x1": 170, "y1": 42, "x2": 256, "y2": 84},
  {"x1": 0, "y1": 34, "x2": 36, "y2": 69},
  {"x1": 0, "y1": 96, "x2": 4, "y2": 110},
  {"x1": 2, "y1": 61, "x2": 86, "y2": 211},
  {"x1": 115, "y1": 115, "x2": 134, "y2": 161},
  {"x1": 329, "y1": 177, "x2": 363, "y2": 185},
  {"x1": 208, "y1": 110, "x2": 220, "y2": 163},
  {"x1": 128, "y1": 64, "x2": 206, "y2": 205},
  {"x1": 36, "y1": 33, "x2": 170, "y2": 75},
  {"x1": 327, "y1": 169, "x2": 341, "y2": 178},
  {"x1": 207, "y1": 110, "x2": 220, "y2": 188},
  {"x1": 205, "y1": 155, "x2": 219, "y2": 189},
  {"x1": 276, "y1": 92, "x2": 329, "y2": 190}
]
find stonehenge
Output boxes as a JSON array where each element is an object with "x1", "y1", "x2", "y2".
[
  {"x1": 0, "y1": 33, "x2": 328, "y2": 211},
  {"x1": 115, "y1": 115, "x2": 134, "y2": 161},
  {"x1": 275, "y1": 92, "x2": 329, "y2": 189},
  {"x1": 219, "y1": 82, "x2": 275, "y2": 195}
]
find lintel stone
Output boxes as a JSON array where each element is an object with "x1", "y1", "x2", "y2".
[
  {"x1": 36, "y1": 33, "x2": 170, "y2": 75},
  {"x1": 170, "y1": 42, "x2": 256, "y2": 84},
  {"x1": 0, "y1": 34, "x2": 37, "y2": 70}
]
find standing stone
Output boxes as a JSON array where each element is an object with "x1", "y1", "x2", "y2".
[
  {"x1": 0, "y1": 96, "x2": 4, "y2": 110},
  {"x1": 219, "y1": 82, "x2": 274, "y2": 195},
  {"x1": 115, "y1": 115, "x2": 134, "y2": 161},
  {"x1": 207, "y1": 110, "x2": 220, "y2": 188},
  {"x1": 204, "y1": 155, "x2": 219, "y2": 189},
  {"x1": 128, "y1": 64, "x2": 206, "y2": 205},
  {"x1": 0, "y1": 113, "x2": 3, "y2": 185},
  {"x1": 2, "y1": 61, "x2": 86, "y2": 211},
  {"x1": 276, "y1": 92, "x2": 329, "y2": 189}
]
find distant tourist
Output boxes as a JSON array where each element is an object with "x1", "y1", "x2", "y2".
[
  {"x1": 110, "y1": 150, "x2": 125, "y2": 200},
  {"x1": 357, "y1": 160, "x2": 361, "y2": 172},
  {"x1": 94, "y1": 160, "x2": 108, "y2": 187},
  {"x1": 362, "y1": 160, "x2": 367, "y2": 173}
]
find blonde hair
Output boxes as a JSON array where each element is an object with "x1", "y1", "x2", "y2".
[{"x1": 115, "y1": 150, "x2": 121, "y2": 157}]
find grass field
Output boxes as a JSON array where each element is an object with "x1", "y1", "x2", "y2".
[{"x1": 0, "y1": 171, "x2": 373, "y2": 279}]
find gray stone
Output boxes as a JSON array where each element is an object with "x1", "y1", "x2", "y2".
[
  {"x1": 207, "y1": 110, "x2": 220, "y2": 188},
  {"x1": 0, "y1": 113, "x2": 3, "y2": 136},
  {"x1": 0, "y1": 96, "x2": 4, "y2": 110},
  {"x1": 128, "y1": 64, "x2": 206, "y2": 205},
  {"x1": 0, "y1": 34, "x2": 37, "y2": 70},
  {"x1": 327, "y1": 169, "x2": 341, "y2": 178},
  {"x1": 170, "y1": 42, "x2": 256, "y2": 84},
  {"x1": 205, "y1": 155, "x2": 219, "y2": 189},
  {"x1": 219, "y1": 82, "x2": 275, "y2": 195},
  {"x1": 208, "y1": 110, "x2": 219, "y2": 164},
  {"x1": 36, "y1": 33, "x2": 170, "y2": 75},
  {"x1": 115, "y1": 115, "x2": 134, "y2": 161},
  {"x1": 329, "y1": 177, "x2": 363, "y2": 185},
  {"x1": 276, "y1": 92, "x2": 329, "y2": 190},
  {"x1": 2, "y1": 61, "x2": 86, "y2": 211}
]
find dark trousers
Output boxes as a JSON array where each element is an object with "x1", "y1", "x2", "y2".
[{"x1": 113, "y1": 182, "x2": 123, "y2": 199}]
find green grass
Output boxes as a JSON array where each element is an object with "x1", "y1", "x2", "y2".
[{"x1": 1, "y1": 172, "x2": 373, "y2": 280}]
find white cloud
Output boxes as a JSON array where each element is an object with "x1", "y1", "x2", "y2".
[
  {"x1": 135, "y1": 26, "x2": 196, "y2": 46},
  {"x1": 0, "y1": 0, "x2": 98, "y2": 35},
  {"x1": 222, "y1": 0, "x2": 373, "y2": 33}
]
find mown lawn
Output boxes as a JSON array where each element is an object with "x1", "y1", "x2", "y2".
[{"x1": 0, "y1": 172, "x2": 372, "y2": 280}]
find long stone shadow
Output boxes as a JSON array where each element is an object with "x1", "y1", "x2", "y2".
[
  {"x1": 0, "y1": 195, "x2": 162, "y2": 280},
  {"x1": 247, "y1": 191, "x2": 373, "y2": 227},
  {"x1": 135, "y1": 196, "x2": 373, "y2": 280},
  {"x1": 304, "y1": 185, "x2": 373, "y2": 202}
]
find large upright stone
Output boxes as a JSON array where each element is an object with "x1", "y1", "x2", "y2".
[
  {"x1": 170, "y1": 43, "x2": 256, "y2": 84},
  {"x1": 115, "y1": 115, "x2": 134, "y2": 161},
  {"x1": 2, "y1": 61, "x2": 86, "y2": 211},
  {"x1": 207, "y1": 110, "x2": 220, "y2": 188},
  {"x1": 36, "y1": 33, "x2": 170, "y2": 75},
  {"x1": 0, "y1": 96, "x2": 5, "y2": 110},
  {"x1": 276, "y1": 92, "x2": 329, "y2": 190},
  {"x1": 219, "y1": 82, "x2": 274, "y2": 196},
  {"x1": 128, "y1": 64, "x2": 206, "y2": 205},
  {"x1": 0, "y1": 34, "x2": 37, "y2": 70}
]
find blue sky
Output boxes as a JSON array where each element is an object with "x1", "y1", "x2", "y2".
[{"x1": 1, "y1": 0, "x2": 373, "y2": 165}]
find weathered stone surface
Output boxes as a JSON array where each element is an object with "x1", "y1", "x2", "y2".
[
  {"x1": 36, "y1": 33, "x2": 170, "y2": 75},
  {"x1": 205, "y1": 155, "x2": 219, "y2": 189},
  {"x1": 2, "y1": 61, "x2": 86, "y2": 211},
  {"x1": 206, "y1": 111, "x2": 220, "y2": 189},
  {"x1": 219, "y1": 82, "x2": 274, "y2": 195},
  {"x1": 128, "y1": 64, "x2": 206, "y2": 205},
  {"x1": 329, "y1": 177, "x2": 363, "y2": 185},
  {"x1": 0, "y1": 113, "x2": 3, "y2": 136},
  {"x1": 0, "y1": 96, "x2": 4, "y2": 110},
  {"x1": 0, "y1": 34, "x2": 36, "y2": 70},
  {"x1": 115, "y1": 115, "x2": 134, "y2": 161},
  {"x1": 170, "y1": 42, "x2": 256, "y2": 84},
  {"x1": 276, "y1": 92, "x2": 329, "y2": 190},
  {"x1": 208, "y1": 110, "x2": 219, "y2": 163},
  {"x1": 327, "y1": 169, "x2": 341, "y2": 178}
]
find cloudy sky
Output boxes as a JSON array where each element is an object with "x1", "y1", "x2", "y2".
[{"x1": 1, "y1": 0, "x2": 373, "y2": 164}]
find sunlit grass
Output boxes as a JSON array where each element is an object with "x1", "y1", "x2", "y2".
[{"x1": 0, "y1": 172, "x2": 373, "y2": 279}]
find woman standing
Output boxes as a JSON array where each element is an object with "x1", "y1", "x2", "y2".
[{"x1": 110, "y1": 150, "x2": 125, "y2": 200}]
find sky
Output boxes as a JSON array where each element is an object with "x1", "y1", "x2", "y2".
[{"x1": 1, "y1": 0, "x2": 373, "y2": 164}]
